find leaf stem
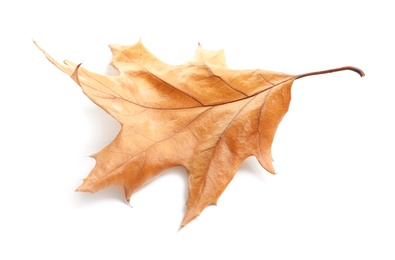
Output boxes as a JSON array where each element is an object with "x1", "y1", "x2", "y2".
[{"x1": 295, "y1": 66, "x2": 365, "y2": 80}]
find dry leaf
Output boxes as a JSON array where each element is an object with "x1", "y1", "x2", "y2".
[{"x1": 36, "y1": 40, "x2": 364, "y2": 227}]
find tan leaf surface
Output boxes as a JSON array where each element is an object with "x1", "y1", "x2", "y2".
[{"x1": 36, "y1": 40, "x2": 364, "y2": 227}]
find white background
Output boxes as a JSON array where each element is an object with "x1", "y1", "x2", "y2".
[{"x1": 1, "y1": 0, "x2": 394, "y2": 259}]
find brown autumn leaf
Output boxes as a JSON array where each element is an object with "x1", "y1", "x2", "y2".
[{"x1": 35, "y1": 40, "x2": 364, "y2": 227}]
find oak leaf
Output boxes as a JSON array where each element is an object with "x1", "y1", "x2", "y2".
[{"x1": 36, "y1": 40, "x2": 364, "y2": 227}]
